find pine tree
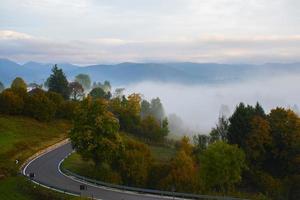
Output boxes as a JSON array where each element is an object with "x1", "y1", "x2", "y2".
[{"x1": 47, "y1": 65, "x2": 70, "y2": 100}]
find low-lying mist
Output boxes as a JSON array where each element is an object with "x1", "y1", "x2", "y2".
[{"x1": 125, "y1": 74, "x2": 300, "y2": 135}]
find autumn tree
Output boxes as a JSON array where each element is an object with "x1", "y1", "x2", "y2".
[
  {"x1": 200, "y1": 141, "x2": 246, "y2": 193},
  {"x1": 140, "y1": 116, "x2": 163, "y2": 142},
  {"x1": 69, "y1": 97, "x2": 121, "y2": 166},
  {"x1": 11, "y1": 77, "x2": 27, "y2": 91},
  {"x1": 245, "y1": 116, "x2": 272, "y2": 168},
  {"x1": 10, "y1": 77, "x2": 27, "y2": 98},
  {"x1": 24, "y1": 89, "x2": 56, "y2": 121},
  {"x1": 69, "y1": 81, "x2": 84, "y2": 100},
  {"x1": 46, "y1": 91, "x2": 64, "y2": 106},
  {"x1": 47, "y1": 65, "x2": 70, "y2": 100},
  {"x1": 178, "y1": 136, "x2": 193, "y2": 155},
  {"x1": 75, "y1": 74, "x2": 91, "y2": 90},
  {"x1": 159, "y1": 150, "x2": 198, "y2": 193},
  {"x1": 56, "y1": 100, "x2": 79, "y2": 120},
  {"x1": 266, "y1": 108, "x2": 300, "y2": 178},
  {"x1": 118, "y1": 137, "x2": 152, "y2": 187},
  {"x1": 110, "y1": 94, "x2": 141, "y2": 133},
  {"x1": 0, "y1": 89, "x2": 24, "y2": 114}
]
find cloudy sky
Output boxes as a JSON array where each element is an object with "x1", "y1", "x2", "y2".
[{"x1": 0, "y1": 0, "x2": 299, "y2": 64}]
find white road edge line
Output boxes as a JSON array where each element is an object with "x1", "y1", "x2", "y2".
[{"x1": 22, "y1": 146, "x2": 81, "y2": 198}]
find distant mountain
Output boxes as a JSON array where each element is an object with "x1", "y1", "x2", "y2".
[{"x1": 0, "y1": 58, "x2": 300, "y2": 87}]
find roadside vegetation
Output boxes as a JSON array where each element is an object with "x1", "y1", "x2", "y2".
[
  {"x1": 0, "y1": 65, "x2": 299, "y2": 200},
  {"x1": 0, "y1": 115, "x2": 85, "y2": 200}
]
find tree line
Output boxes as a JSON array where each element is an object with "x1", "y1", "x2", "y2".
[
  {"x1": 70, "y1": 99, "x2": 299, "y2": 200},
  {"x1": 0, "y1": 65, "x2": 166, "y2": 135},
  {"x1": 193, "y1": 103, "x2": 300, "y2": 199}
]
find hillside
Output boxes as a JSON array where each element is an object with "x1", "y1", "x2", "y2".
[
  {"x1": 0, "y1": 115, "x2": 81, "y2": 200},
  {"x1": 1, "y1": 58, "x2": 300, "y2": 86}
]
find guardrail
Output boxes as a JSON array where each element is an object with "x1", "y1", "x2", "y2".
[{"x1": 61, "y1": 167, "x2": 248, "y2": 200}]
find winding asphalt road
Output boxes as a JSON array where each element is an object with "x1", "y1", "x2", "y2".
[{"x1": 23, "y1": 142, "x2": 178, "y2": 200}]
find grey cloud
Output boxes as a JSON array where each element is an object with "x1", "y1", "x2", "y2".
[{"x1": 0, "y1": 31, "x2": 300, "y2": 64}]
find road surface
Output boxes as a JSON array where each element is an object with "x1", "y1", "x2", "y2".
[{"x1": 23, "y1": 142, "x2": 179, "y2": 200}]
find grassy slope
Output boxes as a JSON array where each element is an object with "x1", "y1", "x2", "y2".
[{"x1": 0, "y1": 115, "x2": 84, "y2": 200}]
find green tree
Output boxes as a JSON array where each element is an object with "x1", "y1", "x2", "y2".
[
  {"x1": 75, "y1": 74, "x2": 91, "y2": 90},
  {"x1": 28, "y1": 82, "x2": 42, "y2": 89},
  {"x1": 141, "y1": 100, "x2": 151, "y2": 119},
  {"x1": 47, "y1": 65, "x2": 70, "y2": 99},
  {"x1": 210, "y1": 115, "x2": 229, "y2": 142},
  {"x1": 89, "y1": 87, "x2": 107, "y2": 99},
  {"x1": 11, "y1": 77, "x2": 27, "y2": 91},
  {"x1": 200, "y1": 141, "x2": 246, "y2": 193},
  {"x1": 69, "y1": 81, "x2": 84, "y2": 100},
  {"x1": 0, "y1": 81, "x2": 4, "y2": 93},
  {"x1": 228, "y1": 102, "x2": 265, "y2": 148},
  {"x1": 69, "y1": 97, "x2": 121, "y2": 166},
  {"x1": 193, "y1": 134, "x2": 210, "y2": 155},
  {"x1": 161, "y1": 118, "x2": 169, "y2": 138},
  {"x1": 150, "y1": 97, "x2": 165, "y2": 122},
  {"x1": 103, "y1": 80, "x2": 111, "y2": 92},
  {"x1": 113, "y1": 88, "x2": 125, "y2": 98}
]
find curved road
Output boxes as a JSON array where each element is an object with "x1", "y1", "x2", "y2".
[{"x1": 23, "y1": 143, "x2": 177, "y2": 200}]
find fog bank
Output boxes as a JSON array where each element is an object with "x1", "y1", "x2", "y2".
[{"x1": 125, "y1": 74, "x2": 300, "y2": 134}]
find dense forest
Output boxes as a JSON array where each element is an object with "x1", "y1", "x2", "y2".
[{"x1": 0, "y1": 65, "x2": 299, "y2": 200}]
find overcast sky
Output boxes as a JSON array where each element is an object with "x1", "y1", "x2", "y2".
[{"x1": 0, "y1": 0, "x2": 299, "y2": 64}]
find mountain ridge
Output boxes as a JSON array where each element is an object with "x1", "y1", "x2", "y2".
[{"x1": 0, "y1": 58, "x2": 300, "y2": 87}]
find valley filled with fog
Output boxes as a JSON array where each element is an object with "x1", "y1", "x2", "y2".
[{"x1": 125, "y1": 73, "x2": 300, "y2": 135}]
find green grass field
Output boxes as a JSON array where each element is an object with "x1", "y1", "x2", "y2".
[{"x1": 0, "y1": 115, "x2": 85, "y2": 200}]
